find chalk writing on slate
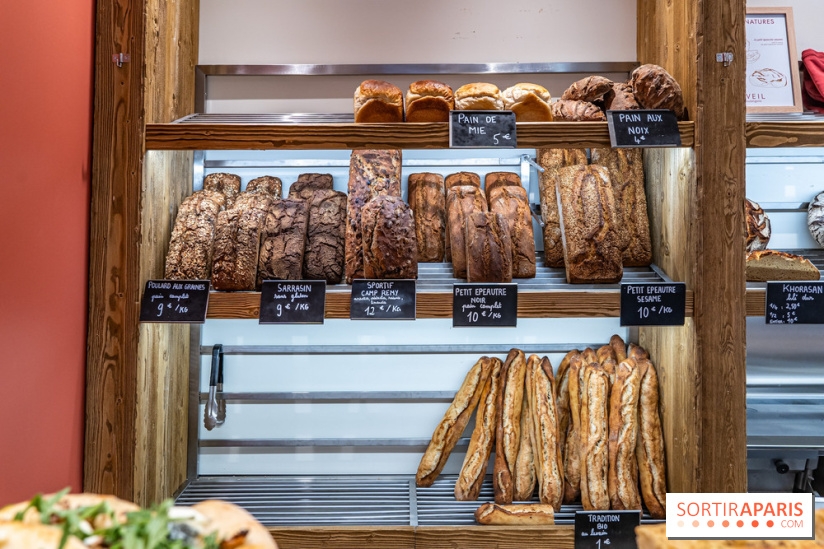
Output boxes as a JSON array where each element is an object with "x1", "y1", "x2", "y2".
[
  {"x1": 139, "y1": 280, "x2": 210, "y2": 323},
  {"x1": 452, "y1": 284, "x2": 518, "y2": 327},
  {"x1": 449, "y1": 111, "x2": 517, "y2": 148},
  {"x1": 350, "y1": 280, "x2": 416, "y2": 320},
  {"x1": 620, "y1": 283, "x2": 687, "y2": 326},
  {"x1": 259, "y1": 280, "x2": 326, "y2": 324},
  {"x1": 607, "y1": 109, "x2": 681, "y2": 148},
  {"x1": 766, "y1": 282, "x2": 824, "y2": 324},
  {"x1": 574, "y1": 510, "x2": 641, "y2": 549}
]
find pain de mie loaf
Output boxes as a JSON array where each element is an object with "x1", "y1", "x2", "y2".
[
  {"x1": 501, "y1": 83, "x2": 553, "y2": 121},
  {"x1": 354, "y1": 80, "x2": 404, "y2": 123},
  {"x1": 406, "y1": 80, "x2": 454, "y2": 122},
  {"x1": 455, "y1": 82, "x2": 504, "y2": 111}
]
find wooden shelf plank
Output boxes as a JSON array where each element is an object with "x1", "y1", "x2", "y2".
[
  {"x1": 414, "y1": 525, "x2": 574, "y2": 549},
  {"x1": 746, "y1": 121, "x2": 824, "y2": 148},
  {"x1": 746, "y1": 288, "x2": 766, "y2": 316},
  {"x1": 145, "y1": 121, "x2": 695, "y2": 150},
  {"x1": 206, "y1": 289, "x2": 695, "y2": 319},
  {"x1": 268, "y1": 526, "x2": 415, "y2": 549}
]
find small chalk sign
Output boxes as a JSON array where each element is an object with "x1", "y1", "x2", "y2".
[
  {"x1": 350, "y1": 280, "x2": 416, "y2": 320},
  {"x1": 766, "y1": 282, "x2": 824, "y2": 324},
  {"x1": 607, "y1": 109, "x2": 682, "y2": 148},
  {"x1": 449, "y1": 110, "x2": 517, "y2": 148},
  {"x1": 259, "y1": 280, "x2": 326, "y2": 324},
  {"x1": 574, "y1": 510, "x2": 641, "y2": 549},
  {"x1": 620, "y1": 283, "x2": 687, "y2": 326},
  {"x1": 139, "y1": 280, "x2": 210, "y2": 323},
  {"x1": 452, "y1": 283, "x2": 518, "y2": 327}
]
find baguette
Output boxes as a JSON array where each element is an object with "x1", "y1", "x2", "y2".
[
  {"x1": 474, "y1": 503, "x2": 555, "y2": 525},
  {"x1": 608, "y1": 359, "x2": 643, "y2": 510},
  {"x1": 514, "y1": 360, "x2": 537, "y2": 501},
  {"x1": 580, "y1": 363, "x2": 610, "y2": 511},
  {"x1": 610, "y1": 334, "x2": 628, "y2": 362},
  {"x1": 597, "y1": 345, "x2": 617, "y2": 385},
  {"x1": 628, "y1": 343, "x2": 650, "y2": 362},
  {"x1": 455, "y1": 358, "x2": 503, "y2": 501},
  {"x1": 563, "y1": 354, "x2": 585, "y2": 503},
  {"x1": 529, "y1": 355, "x2": 564, "y2": 510},
  {"x1": 636, "y1": 358, "x2": 667, "y2": 518},
  {"x1": 555, "y1": 350, "x2": 579, "y2": 460},
  {"x1": 494, "y1": 349, "x2": 528, "y2": 503},
  {"x1": 417, "y1": 357, "x2": 493, "y2": 487}
]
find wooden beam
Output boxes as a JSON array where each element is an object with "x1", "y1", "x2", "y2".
[
  {"x1": 746, "y1": 121, "x2": 824, "y2": 148},
  {"x1": 414, "y1": 526, "x2": 574, "y2": 549},
  {"x1": 268, "y1": 527, "x2": 415, "y2": 549}
]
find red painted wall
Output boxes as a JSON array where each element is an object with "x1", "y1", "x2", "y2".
[{"x1": 0, "y1": 1, "x2": 93, "y2": 504}]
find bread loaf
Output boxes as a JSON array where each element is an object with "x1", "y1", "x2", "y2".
[
  {"x1": 555, "y1": 350, "x2": 579, "y2": 460},
  {"x1": 246, "y1": 176, "x2": 282, "y2": 198},
  {"x1": 604, "y1": 82, "x2": 641, "y2": 111},
  {"x1": 608, "y1": 359, "x2": 642, "y2": 511},
  {"x1": 630, "y1": 64, "x2": 685, "y2": 119},
  {"x1": 354, "y1": 80, "x2": 404, "y2": 123},
  {"x1": 256, "y1": 198, "x2": 309, "y2": 286},
  {"x1": 417, "y1": 357, "x2": 494, "y2": 487},
  {"x1": 502, "y1": 83, "x2": 553, "y2": 121},
  {"x1": 211, "y1": 192, "x2": 275, "y2": 291},
  {"x1": 165, "y1": 190, "x2": 226, "y2": 280},
  {"x1": 203, "y1": 173, "x2": 241, "y2": 209},
  {"x1": 465, "y1": 212, "x2": 513, "y2": 283},
  {"x1": 528, "y1": 355, "x2": 564, "y2": 510},
  {"x1": 591, "y1": 148, "x2": 652, "y2": 266},
  {"x1": 636, "y1": 359, "x2": 667, "y2": 519},
  {"x1": 807, "y1": 191, "x2": 824, "y2": 247},
  {"x1": 551, "y1": 100, "x2": 606, "y2": 121},
  {"x1": 610, "y1": 334, "x2": 628, "y2": 362},
  {"x1": 456, "y1": 358, "x2": 503, "y2": 501},
  {"x1": 288, "y1": 173, "x2": 334, "y2": 201},
  {"x1": 580, "y1": 363, "x2": 610, "y2": 511},
  {"x1": 746, "y1": 198, "x2": 771, "y2": 252},
  {"x1": 303, "y1": 189, "x2": 346, "y2": 284},
  {"x1": 345, "y1": 150, "x2": 402, "y2": 283},
  {"x1": 538, "y1": 149, "x2": 588, "y2": 268},
  {"x1": 408, "y1": 173, "x2": 446, "y2": 262},
  {"x1": 514, "y1": 361, "x2": 536, "y2": 501},
  {"x1": 474, "y1": 503, "x2": 555, "y2": 525},
  {"x1": 563, "y1": 354, "x2": 584, "y2": 503},
  {"x1": 360, "y1": 195, "x2": 418, "y2": 279},
  {"x1": 628, "y1": 343, "x2": 649, "y2": 362},
  {"x1": 746, "y1": 250, "x2": 820, "y2": 281},
  {"x1": 484, "y1": 172, "x2": 521, "y2": 203},
  {"x1": 447, "y1": 186, "x2": 488, "y2": 278},
  {"x1": 494, "y1": 349, "x2": 527, "y2": 504},
  {"x1": 561, "y1": 76, "x2": 613, "y2": 102},
  {"x1": 455, "y1": 82, "x2": 504, "y2": 110},
  {"x1": 444, "y1": 173, "x2": 481, "y2": 262},
  {"x1": 558, "y1": 165, "x2": 623, "y2": 283},
  {"x1": 489, "y1": 185, "x2": 536, "y2": 278},
  {"x1": 406, "y1": 80, "x2": 454, "y2": 122}
]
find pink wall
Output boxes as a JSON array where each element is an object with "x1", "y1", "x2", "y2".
[{"x1": 0, "y1": 0, "x2": 93, "y2": 504}]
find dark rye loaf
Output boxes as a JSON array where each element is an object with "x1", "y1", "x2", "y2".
[
  {"x1": 211, "y1": 192, "x2": 274, "y2": 291},
  {"x1": 360, "y1": 195, "x2": 418, "y2": 279},
  {"x1": 408, "y1": 173, "x2": 446, "y2": 262},
  {"x1": 288, "y1": 173, "x2": 334, "y2": 201},
  {"x1": 303, "y1": 189, "x2": 347, "y2": 284},
  {"x1": 165, "y1": 190, "x2": 226, "y2": 280},
  {"x1": 257, "y1": 199, "x2": 309, "y2": 286}
]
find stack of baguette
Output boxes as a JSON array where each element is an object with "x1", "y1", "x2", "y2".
[{"x1": 415, "y1": 336, "x2": 667, "y2": 525}]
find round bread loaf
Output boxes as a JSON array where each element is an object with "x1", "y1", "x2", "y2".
[
  {"x1": 629, "y1": 64, "x2": 685, "y2": 119},
  {"x1": 354, "y1": 80, "x2": 404, "y2": 123},
  {"x1": 561, "y1": 75, "x2": 613, "y2": 102},
  {"x1": 502, "y1": 83, "x2": 552, "y2": 121},
  {"x1": 745, "y1": 198, "x2": 771, "y2": 252},
  {"x1": 455, "y1": 82, "x2": 504, "y2": 110},
  {"x1": 808, "y1": 191, "x2": 824, "y2": 247},
  {"x1": 406, "y1": 80, "x2": 454, "y2": 122}
]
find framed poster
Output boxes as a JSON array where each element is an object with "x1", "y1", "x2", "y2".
[{"x1": 745, "y1": 7, "x2": 803, "y2": 113}]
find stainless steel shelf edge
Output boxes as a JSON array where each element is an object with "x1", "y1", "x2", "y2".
[{"x1": 198, "y1": 344, "x2": 602, "y2": 355}]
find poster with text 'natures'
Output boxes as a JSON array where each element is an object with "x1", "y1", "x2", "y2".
[{"x1": 746, "y1": 13, "x2": 794, "y2": 108}]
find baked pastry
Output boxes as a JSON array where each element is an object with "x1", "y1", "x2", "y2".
[
  {"x1": 203, "y1": 172, "x2": 241, "y2": 209},
  {"x1": 455, "y1": 82, "x2": 504, "y2": 110},
  {"x1": 528, "y1": 355, "x2": 564, "y2": 510},
  {"x1": 630, "y1": 64, "x2": 685, "y2": 119},
  {"x1": 212, "y1": 192, "x2": 274, "y2": 291},
  {"x1": 484, "y1": 172, "x2": 521, "y2": 203},
  {"x1": 303, "y1": 189, "x2": 347, "y2": 283},
  {"x1": 456, "y1": 357, "x2": 503, "y2": 501},
  {"x1": 354, "y1": 80, "x2": 404, "y2": 123},
  {"x1": 408, "y1": 173, "x2": 446, "y2": 262},
  {"x1": 561, "y1": 76, "x2": 613, "y2": 102},
  {"x1": 256, "y1": 198, "x2": 309, "y2": 285},
  {"x1": 746, "y1": 198, "x2": 771, "y2": 252},
  {"x1": 165, "y1": 190, "x2": 226, "y2": 280},
  {"x1": 558, "y1": 165, "x2": 623, "y2": 283},
  {"x1": 501, "y1": 83, "x2": 553, "y2": 121},
  {"x1": 406, "y1": 80, "x2": 454, "y2": 122},
  {"x1": 591, "y1": 148, "x2": 653, "y2": 266},
  {"x1": 746, "y1": 250, "x2": 820, "y2": 281},
  {"x1": 604, "y1": 82, "x2": 641, "y2": 111},
  {"x1": 288, "y1": 173, "x2": 334, "y2": 201},
  {"x1": 580, "y1": 363, "x2": 610, "y2": 510},
  {"x1": 417, "y1": 357, "x2": 494, "y2": 487},
  {"x1": 475, "y1": 503, "x2": 555, "y2": 525},
  {"x1": 636, "y1": 358, "x2": 667, "y2": 519},
  {"x1": 246, "y1": 175, "x2": 282, "y2": 198},
  {"x1": 538, "y1": 149, "x2": 588, "y2": 268},
  {"x1": 807, "y1": 191, "x2": 824, "y2": 247},
  {"x1": 344, "y1": 150, "x2": 402, "y2": 283},
  {"x1": 465, "y1": 212, "x2": 513, "y2": 283},
  {"x1": 608, "y1": 359, "x2": 643, "y2": 511},
  {"x1": 494, "y1": 349, "x2": 528, "y2": 504},
  {"x1": 551, "y1": 100, "x2": 606, "y2": 121},
  {"x1": 489, "y1": 185, "x2": 536, "y2": 278},
  {"x1": 360, "y1": 195, "x2": 418, "y2": 279},
  {"x1": 447, "y1": 185, "x2": 488, "y2": 278}
]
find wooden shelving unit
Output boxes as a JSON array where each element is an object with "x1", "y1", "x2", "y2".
[{"x1": 746, "y1": 113, "x2": 824, "y2": 148}]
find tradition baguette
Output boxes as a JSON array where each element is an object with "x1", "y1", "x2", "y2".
[
  {"x1": 514, "y1": 360, "x2": 537, "y2": 501},
  {"x1": 636, "y1": 358, "x2": 667, "y2": 518},
  {"x1": 555, "y1": 350, "x2": 579, "y2": 455},
  {"x1": 474, "y1": 503, "x2": 555, "y2": 525},
  {"x1": 563, "y1": 354, "x2": 585, "y2": 503},
  {"x1": 628, "y1": 343, "x2": 650, "y2": 362},
  {"x1": 455, "y1": 358, "x2": 503, "y2": 501},
  {"x1": 417, "y1": 357, "x2": 493, "y2": 487},
  {"x1": 608, "y1": 359, "x2": 643, "y2": 510},
  {"x1": 580, "y1": 363, "x2": 610, "y2": 511},
  {"x1": 494, "y1": 349, "x2": 528, "y2": 503},
  {"x1": 529, "y1": 355, "x2": 564, "y2": 510},
  {"x1": 610, "y1": 334, "x2": 628, "y2": 363}
]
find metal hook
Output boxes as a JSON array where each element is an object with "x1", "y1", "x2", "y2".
[
  {"x1": 521, "y1": 154, "x2": 545, "y2": 173},
  {"x1": 204, "y1": 344, "x2": 225, "y2": 430}
]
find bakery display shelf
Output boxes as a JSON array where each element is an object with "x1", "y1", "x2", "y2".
[
  {"x1": 746, "y1": 112, "x2": 824, "y2": 148},
  {"x1": 145, "y1": 114, "x2": 695, "y2": 150},
  {"x1": 745, "y1": 248, "x2": 824, "y2": 316}
]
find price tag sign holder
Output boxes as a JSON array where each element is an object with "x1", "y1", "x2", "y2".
[
  {"x1": 620, "y1": 282, "x2": 687, "y2": 327},
  {"x1": 259, "y1": 280, "x2": 326, "y2": 324},
  {"x1": 575, "y1": 510, "x2": 641, "y2": 549},
  {"x1": 139, "y1": 280, "x2": 210, "y2": 323},
  {"x1": 765, "y1": 281, "x2": 824, "y2": 324},
  {"x1": 449, "y1": 111, "x2": 517, "y2": 148},
  {"x1": 350, "y1": 280, "x2": 417, "y2": 320},
  {"x1": 607, "y1": 109, "x2": 681, "y2": 148},
  {"x1": 452, "y1": 283, "x2": 518, "y2": 327}
]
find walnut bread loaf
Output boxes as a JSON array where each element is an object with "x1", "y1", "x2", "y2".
[
  {"x1": 408, "y1": 173, "x2": 446, "y2": 262},
  {"x1": 561, "y1": 76, "x2": 613, "y2": 103},
  {"x1": 256, "y1": 199, "x2": 309, "y2": 286},
  {"x1": 211, "y1": 192, "x2": 274, "y2": 291},
  {"x1": 551, "y1": 100, "x2": 606, "y2": 121},
  {"x1": 360, "y1": 195, "x2": 418, "y2": 279},
  {"x1": 303, "y1": 189, "x2": 346, "y2": 283},
  {"x1": 165, "y1": 190, "x2": 226, "y2": 280},
  {"x1": 630, "y1": 64, "x2": 685, "y2": 119}
]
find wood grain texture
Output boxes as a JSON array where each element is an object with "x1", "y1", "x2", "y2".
[
  {"x1": 268, "y1": 527, "x2": 414, "y2": 549},
  {"x1": 746, "y1": 288, "x2": 766, "y2": 316},
  {"x1": 746, "y1": 121, "x2": 824, "y2": 148},
  {"x1": 206, "y1": 290, "x2": 695, "y2": 319},
  {"x1": 144, "y1": 121, "x2": 695, "y2": 150},
  {"x1": 414, "y1": 526, "x2": 574, "y2": 549}
]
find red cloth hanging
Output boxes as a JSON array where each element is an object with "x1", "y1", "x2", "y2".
[{"x1": 801, "y1": 49, "x2": 824, "y2": 113}]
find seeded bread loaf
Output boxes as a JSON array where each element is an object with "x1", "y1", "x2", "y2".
[
  {"x1": 246, "y1": 176, "x2": 282, "y2": 198},
  {"x1": 212, "y1": 192, "x2": 275, "y2": 291},
  {"x1": 489, "y1": 185, "x2": 536, "y2": 278},
  {"x1": 165, "y1": 190, "x2": 226, "y2": 280},
  {"x1": 203, "y1": 173, "x2": 241, "y2": 209},
  {"x1": 408, "y1": 173, "x2": 446, "y2": 262},
  {"x1": 256, "y1": 199, "x2": 309, "y2": 285},
  {"x1": 360, "y1": 195, "x2": 418, "y2": 279},
  {"x1": 537, "y1": 149, "x2": 588, "y2": 268},
  {"x1": 288, "y1": 173, "x2": 334, "y2": 201},
  {"x1": 465, "y1": 212, "x2": 513, "y2": 283},
  {"x1": 303, "y1": 189, "x2": 347, "y2": 284},
  {"x1": 447, "y1": 185, "x2": 489, "y2": 279}
]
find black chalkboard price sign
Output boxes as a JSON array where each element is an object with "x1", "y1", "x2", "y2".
[
  {"x1": 449, "y1": 111, "x2": 517, "y2": 148},
  {"x1": 139, "y1": 280, "x2": 210, "y2": 323},
  {"x1": 607, "y1": 109, "x2": 681, "y2": 148},
  {"x1": 766, "y1": 282, "x2": 824, "y2": 324},
  {"x1": 259, "y1": 280, "x2": 326, "y2": 324},
  {"x1": 452, "y1": 283, "x2": 518, "y2": 327},
  {"x1": 575, "y1": 510, "x2": 641, "y2": 549},
  {"x1": 620, "y1": 282, "x2": 687, "y2": 326},
  {"x1": 350, "y1": 280, "x2": 416, "y2": 320}
]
